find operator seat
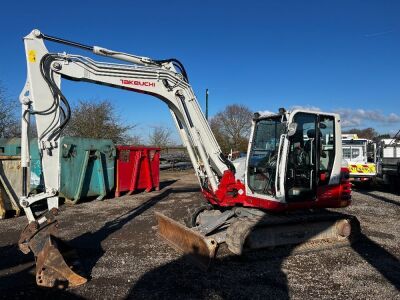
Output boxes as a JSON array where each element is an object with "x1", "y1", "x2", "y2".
[
  {"x1": 287, "y1": 129, "x2": 316, "y2": 201},
  {"x1": 304, "y1": 129, "x2": 316, "y2": 158}
]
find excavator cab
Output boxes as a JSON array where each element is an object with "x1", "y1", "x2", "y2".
[{"x1": 246, "y1": 110, "x2": 342, "y2": 206}]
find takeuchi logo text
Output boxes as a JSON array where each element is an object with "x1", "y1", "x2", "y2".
[{"x1": 120, "y1": 79, "x2": 155, "y2": 87}]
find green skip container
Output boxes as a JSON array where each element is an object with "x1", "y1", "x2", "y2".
[
  {"x1": 29, "y1": 138, "x2": 43, "y2": 192},
  {"x1": 0, "y1": 138, "x2": 22, "y2": 156},
  {"x1": 58, "y1": 137, "x2": 116, "y2": 204},
  {"x1": 31, "y1": 137, "x2": 116, "y2": 204},
  {"x1": 1, "y1": 137, "x2": 116, "y2": 204}
]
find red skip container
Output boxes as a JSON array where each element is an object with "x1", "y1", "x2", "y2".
[{"x1": 115, "y1": 146, "x2": 160, "y2": 197}]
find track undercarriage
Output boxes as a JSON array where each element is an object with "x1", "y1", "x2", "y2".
[{"x1": 156, "y1": 205, "x2": 360, "y2": 269}]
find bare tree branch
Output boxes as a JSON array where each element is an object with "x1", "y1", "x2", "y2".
[
  {"x1": 148, "y1": 126, "x2": 174, "y2": 148},
  {"x1": 0, "y1": 83, "x2": 20, "y2": 138},
  {"x1": 343, "y1": 127, "x2": 393, "y2": 142},
  {"x1": 126, "y1": 134, "x2": 143, "y2": 146},
  {"x1": 210, "y1": 104, "x2": 252, "y2": 153},
  {"x1": 63, "y1": 99, "x2": 136, "y2": 144}
]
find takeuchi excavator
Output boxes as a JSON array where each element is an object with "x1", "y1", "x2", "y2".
[{"x1": 18, "y1": 29, "x2": 358, "y2": 288}]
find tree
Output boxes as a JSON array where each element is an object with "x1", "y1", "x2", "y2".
[
  {"x1": 343, "y1": 128, "x2": 378, "y2": 140},
  {"x1": 342, "y1": 127, "x2": 395, "y2": 143},
  {"x1": 148, "y1": 126, "x2": 174, "y2": 148},
  {"x1": 209, "y1": 104, "x2": 253, "y2": 153},
  {"x1": 375, "y1": 134, "x2": 391, "y2": 142},
  {"x1": 63, "y1": 99, "x2": 135, "y2": 144},
  {"x1": 126, "y1": 134, "x2": 143, "y2": 146},
  {"x1": 0, "y1": 83, "x2": 20, "y2": 138}
]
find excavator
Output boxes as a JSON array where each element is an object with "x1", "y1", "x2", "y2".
[{"x1": 18, "y1": 29, "x2": 357, "y2": 288}]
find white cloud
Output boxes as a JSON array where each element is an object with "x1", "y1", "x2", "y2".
[
  {"x1": 290, "y1": 105, "x2": 321, "y2": 112},
  {"x1": 387, "y1": 113, "x2": 400, "y2": 123},
  {"x1": 257, "y1": 106, "x2": 400, "y2": 128},
  {"x1": 333, "y1": 108, "x2": 400, "y2": 128},
  {"x1": 258, "y1": 110, "x2": 275, "y2": 117}
]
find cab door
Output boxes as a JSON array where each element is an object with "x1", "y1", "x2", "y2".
[
  {"x1": 285, "y1": 113, "x2": 337, "y2": 202},
  {"x1": 285, "y1": 112, "x2": 318, "y2": 202}
]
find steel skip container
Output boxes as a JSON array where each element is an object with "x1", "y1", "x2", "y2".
[
  {"x1": 57, "y1": 137, "x2": 115, "y2": 204},
  {"x1": 115, "y1": 146, "x2": 160, "y2": 197}
]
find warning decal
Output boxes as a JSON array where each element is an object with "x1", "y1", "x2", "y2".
[
  {"x1": 28, "y1": 50, "x2": 36, "y2": 63},
  {"x1": 348, "y1": 164, "x2": 376, "y2": 175}
]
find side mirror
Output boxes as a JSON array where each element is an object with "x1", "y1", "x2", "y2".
[
  {"x1": 320, "y1": 122, "x2": 327, "y2": 129},
  {"x1": 287, "y1": 122, "x2": 298, "y2": 137}
]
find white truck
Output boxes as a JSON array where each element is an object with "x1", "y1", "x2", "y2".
[
  {"x1": 342, "y1": 134, "x2": 376, "y2": 182},
  {"x1": 376, "y1": 134, "x2": 400, "y2": 186}
]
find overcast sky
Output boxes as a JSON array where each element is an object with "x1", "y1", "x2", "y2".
[{"x1": 0, "y1": 0, "x2": 399, "y2": 142}]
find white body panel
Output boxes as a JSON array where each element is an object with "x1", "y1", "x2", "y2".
[
  {"x1": 381, "y1": 139, "x2": 400, "y2": 158},
  {"x1": 22, "y1": 31, "x2": 61, "y2": 213}
]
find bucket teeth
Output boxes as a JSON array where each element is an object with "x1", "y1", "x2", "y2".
[
  {"x1": 155, "y1": 212, "x2": 217, "y2": 270},
  {"x1": 36, "y1": 236, "x2": 87, "y2": 288},
  {"x1": 18, "y1": 216, "x2": 87, "y2": 288}
]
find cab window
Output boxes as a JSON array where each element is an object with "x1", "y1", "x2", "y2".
[{"x1": 319, "y1": 115, "x2": 335, "y2": 177}]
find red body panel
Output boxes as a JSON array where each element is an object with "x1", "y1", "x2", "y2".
[
  {"x1": 115, "y1": 146, "x2": 160, "y2": 197},
  {"x1": 202, "y1": 168, "x2": 352, "y2": 212}
]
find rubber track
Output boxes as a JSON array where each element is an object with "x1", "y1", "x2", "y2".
[
  {"x1": 184, "y1": 204, "x2": 212, "y2": 228},
  {"x1": 225, "y1": 212, "x2": 360, "y2": 255},
  {"x1": 225, "y1": 218, "x2": 255, "y2": 255}
]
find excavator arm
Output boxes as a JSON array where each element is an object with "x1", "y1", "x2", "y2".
[
  {"x1": 18, "y1": 29, "x2": 234, "y2": 287},
  {"x1": 20, "y1": 29, "x2": 234, "y2": 218}
]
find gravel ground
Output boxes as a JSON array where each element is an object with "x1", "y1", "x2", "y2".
[{"x1": 0, "y1": 170, "x2": 399, "y2": 299}]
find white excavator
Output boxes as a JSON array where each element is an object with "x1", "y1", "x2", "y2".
[{"x1": 18, "y1": 29, "x2": 357, "y2": 288}]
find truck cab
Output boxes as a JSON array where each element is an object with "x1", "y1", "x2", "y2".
[{"x1": 341, "y1": 134, "x2": 376, "y2": 182}]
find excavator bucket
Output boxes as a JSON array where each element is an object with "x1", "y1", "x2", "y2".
[
  {"x1": 19, "y1": 220, "x2": 87, "y2": 288},
  {"x1": 35, "y1": 236, "x2": 87, "y2": 288},
  {"x1": 155, "y1": 212, "x2": 217, "y2": 270}
]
